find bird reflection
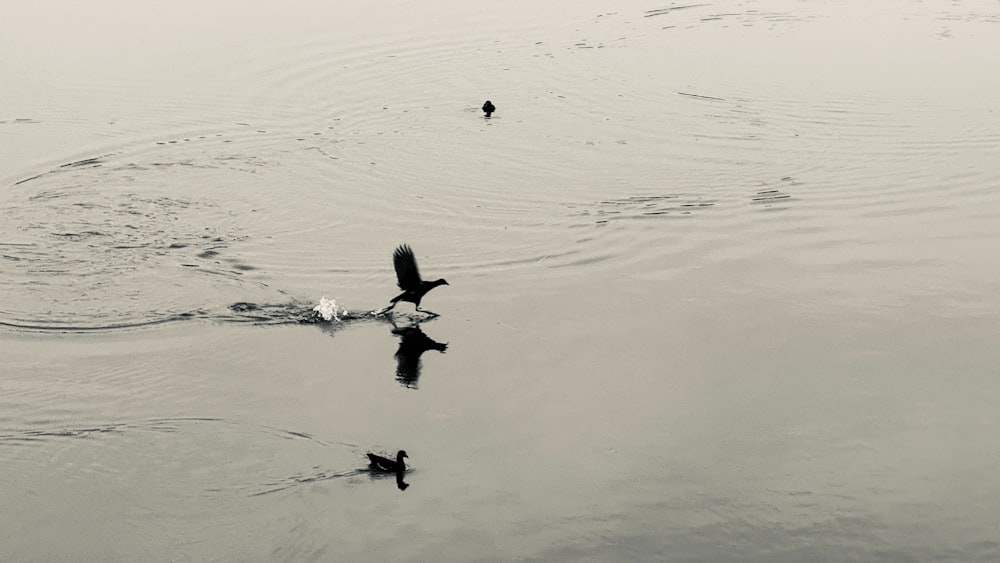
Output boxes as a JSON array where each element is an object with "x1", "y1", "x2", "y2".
[
  {"x1": 396, "y1": 473, "x2": 409, "y2": 491},
  {"x1": 392, "y1": 322, "x2": 448, "y2": 389}
]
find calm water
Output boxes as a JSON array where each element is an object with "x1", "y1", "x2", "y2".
[{"x1": 3, "y1": 1, "x2": 1000, "y2": 561}]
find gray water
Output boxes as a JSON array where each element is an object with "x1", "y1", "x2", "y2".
[{"x1": 2, "y1": 1, "x2": 1000, "y2": 561}]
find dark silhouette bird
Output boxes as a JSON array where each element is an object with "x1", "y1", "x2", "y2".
[
  {"x1": 367, "y1": 450, "x2": 410, "y2": 490},
  {"x1": 482, "y1": 100, "x2": 495, "y2": 117},
  {"x1": 367, "y1": 450, "x2": 408, "y2": 473},
  {"x1": 392, "y1": 323, "x2": 448, "y2": 388},
  {"x1": 375, "y1": 244, "x2": 448, "y2": 317}
]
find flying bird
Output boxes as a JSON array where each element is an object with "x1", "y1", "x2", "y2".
[
  {"x1": 482, "y1": 100, "x2": 495, "y2": 117},
  {"x1": 375, "y1": 244, "x2": 448, "y2": 316}
]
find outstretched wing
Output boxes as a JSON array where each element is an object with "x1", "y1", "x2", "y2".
[{"x1": 393, "y1": 244, "x2": 423, "y2": 290}]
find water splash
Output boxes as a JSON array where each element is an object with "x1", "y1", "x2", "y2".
[{"x1": 313, "y1": 296, "x2": 347, "y2": 321}]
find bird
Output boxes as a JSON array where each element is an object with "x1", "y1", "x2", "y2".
[
  {"x1": 367, "y1": 450, "x2": 408, "y2": 473},
  {"x1": 482, "y1": 100, "x2": 495, "y2": 117},
  {"x1": 375, "y1": 244, "x2": 448, "y2": 316}
]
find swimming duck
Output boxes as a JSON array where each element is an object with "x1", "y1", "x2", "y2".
[{"x1": 367, "y1": 450, "x2": 408, "y2": 473}]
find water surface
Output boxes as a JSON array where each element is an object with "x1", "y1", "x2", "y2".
[{"x1": 2, "y1": 1, "x2": 1000, "y2": 561}]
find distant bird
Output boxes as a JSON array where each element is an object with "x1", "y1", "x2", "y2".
[
  {"x1": 482, "y1": 100, "x2": 495, "y2": 117},
  {"x1": 375, "y1": 244, "x2": 448, "y2": 316},
  {"x1": 367, "y1": 450, "x2": 408, "y2": 473}
]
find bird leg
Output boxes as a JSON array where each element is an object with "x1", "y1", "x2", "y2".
[{"x1": 374, "y1": 303, "x2": 395, "y2": 316}]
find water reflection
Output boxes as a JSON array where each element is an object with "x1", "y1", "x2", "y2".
[
  {"x1": 391, "y1": 322, "x2": 448, "y2": 388},
  {"x1": 360, "y1": 467, "x2": 410, "y2": 491},
  {"x1": 396, "y1": 473, "x2": 410, "y2": 491}
]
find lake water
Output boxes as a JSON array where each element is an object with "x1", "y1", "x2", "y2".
[{"x1": 2, "y1": 1, "x2": 1000, "y2": 561}]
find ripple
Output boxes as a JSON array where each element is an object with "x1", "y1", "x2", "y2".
[
  {"x1": 568, "y1": 193, "x2": 717, "y2": 224},
  {"x1": 0, "y1": 417, "x2": 364, "y2": 499},
  {"x1": 4, "y1": 0, "x2": 998, "y2": 328},
  {"x1": 1, "y1": 148, "x2": 262, "y2": 329}
]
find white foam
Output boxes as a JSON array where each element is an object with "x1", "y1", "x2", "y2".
[{"x1": 312, "y1": 296, "x2": 347, "y2": 322}]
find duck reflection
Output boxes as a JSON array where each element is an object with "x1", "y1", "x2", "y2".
[{"x1": 391, "y1": 322, "x2": 448, "y2": 388}]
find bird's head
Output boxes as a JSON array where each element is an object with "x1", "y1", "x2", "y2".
[
  {"x1": 434, "y1": 278, "x2": 449, "y2": 287},
  {"x1": 398, "y1": 450, "x2": 408, "y2": 459}
]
